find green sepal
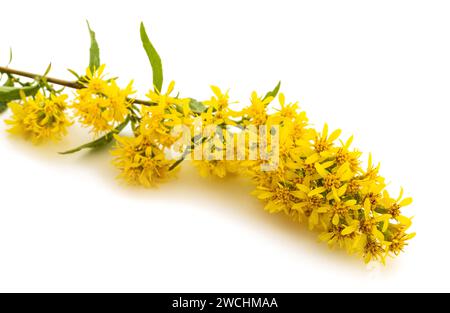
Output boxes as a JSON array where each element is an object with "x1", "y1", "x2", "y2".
[
  {"x1": 59, "y1": 117, "x2": 130, "y2": 155},
  {"x1": 189, "y1": 98, "x2": 206, "y2": 114},
  {"x1": 140, "y1": 22, "x2": 163, "y2": 92}
]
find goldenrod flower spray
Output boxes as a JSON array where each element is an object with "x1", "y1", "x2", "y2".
[{"x1": 0, "y1": 22, "x2": 414, "y2": 264}]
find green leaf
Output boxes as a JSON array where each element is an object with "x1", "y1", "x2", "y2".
[
  {"x1": 87, "y1": 21, "x2": 100, "y2": 73},
  {"x1": 43, "y1": 63, "x2": 52, "y2": 77},
  {"x1": 140, "y1": 22, "x2": 163, "y2": 92},
  {"x1": 189, "y1": 98, "x2": 206, "y2": 114},
  {"x1": 0, "y1": 84, "x2": 40, "y2": 102},
  {"x1": 60, "y1": 117, "x2": 130, "y2": 155},
  {"x1": 0, "y1": 77, "x2": 17, "y2": 113},
  {"x1": 3, "y1": 76, "x2": 14, "y2": 87},
  {"x1": 8, "y1": 47, "x2": 13, "y2": 65},
  {"x1": 263, "y1": 81, "x2": 281, "y2": 101},
  {"x1": 0, "y1": 101, "x2": 7, "y2": 113},
  {"x1": 67, "y1": 68, "x2": 81, "y2": 80}
]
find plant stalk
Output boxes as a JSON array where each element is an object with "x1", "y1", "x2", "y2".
[{"x1": 0, "y1": 66, "x2": 154, "y2": 106}]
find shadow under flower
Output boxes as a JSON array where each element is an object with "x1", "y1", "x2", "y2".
[{"x1": 3, "y1": 130, "x2": 402, "y2": 274}]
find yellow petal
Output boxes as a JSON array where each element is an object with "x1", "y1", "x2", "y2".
[
  {"x1": 309, "y1": 211, "x2": 319, "y2": 229},
  {"x1": 257, "y1": 192, "x2": 274, "y2": 200},
  {"x1": 305, "y1": 153, "x2": 319, "y2": 165},
  {"x1": 291, "y1": 191, "x2": 306, "y2": 199},
  {"x1": 363, "y1": 198, "x2": 371, "y2": 218},
  {"x1": 278, "y1": 93, "x2": 285, "y2": 106},
  {"x1": 167, "y1": 80, "x2": 175, "y2": 95},
  {"x1": 344, "y1": 136, "x2": 353, "y2": 149},
  {"x1": 322, "y1": 124, "x2": 328, "y2": 139},
  {"x1": 375, "y1": 214, "x2": 392, "y2": 222},
  {"x1": 397, "y1": 215, "x2": 412, "y2": 228},
  {"x1": 332, "y1": 213, "x2": 340, "y2": 225},
  {"x1": 328, "y1": 129, "x2": 342, "y2": 143},
  {"x1": 308, "y1": 187, "x2": 326, "y2": 197},
  {"x1": 397, "y1": 187, "x2": 404, "y2": 202},
  {"x1": 382, "y1": 220, "x2": 389, "y2": 232},
  {"x1": 344, "y1": 199, "x2": 357, "y2": 206},
  {"x1": 373, "y1": 229, "x2": 385, "y2": 241},
  {"x1": 264, "y1": 201, "x2": 284, "y2": 214},
  {"x1": 292, "y1": 203, "x2": 305, "y2": 213},
  {"x1": 336, "y1": 162, "x2": 350, "y2": 177},
  {"x1": 319, "y1": 232, "x2": 334, "y2": 242},
  {"x1": 210, "y1": 85, "x2": 222, "y2": 98},
  {"x1": 364, "y1": 198, "x2": 371, "y2": 211},
  {"x1": 315, "y1": 163, "x2": 329, "y2": 178},
  {"x1": 367, "y1": 153, "x2": 373, "y2": 170},
  {"x1": 337, "y1": 184, "x2": 347, "y2": 197},
  {"x1": 342, "y1": 224, "x2": 357, "y2": 236},
  {"x1": 296, "y1": 184, "x2": 310, "y2": 193},
  {"x1": 321, "y1": 160, "x2": 335, "y2": 169},
  {"x1": 399, "y1": 197, "x2": 413, "y2": 207},
  {"x1": 332, "y1": 187, "x2": 340, "y2": 203}
]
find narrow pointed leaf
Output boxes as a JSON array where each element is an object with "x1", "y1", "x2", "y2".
[
  {"x1": 140, "y1": 22, "x2": 163, "y2": 92},
  {"x1": 0, "y1": 84, "x2": 40, "y2": 103},
  {"x1": 263, "y1": 81, "x2": 281, "y2": 101},
  {"x1": 60, "y1": 117, "x2": 130, "y2": 155},
  {"x1": 87, "y1": 21, "x2": 100, "y2": 72},
  {"x1": 43, "y1": 63, "x2": 52, "y2": 77}
]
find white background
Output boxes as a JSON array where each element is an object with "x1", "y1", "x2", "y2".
[{"x1": 0, "y1": 0, "x2": 449, "y2": 292}]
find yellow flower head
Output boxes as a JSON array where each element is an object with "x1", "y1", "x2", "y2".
[
  {"x1": 111, "y1": 135, "x2": 175, "y2": 187},
  {"x1": 5, "y1": 91, "x2": 71, "y2": 143},
  {"x1": 146, "y1": 80, "x2": 188, "y2": 108},
  {"x1": 201, "y1": 86, "x2": 239, "y2": 126},
  {"x1": 241, "y1": 91, "x2": 272, "y2": 126},
  {"x1": 73, "y1": 65, "x2": 134, "y2": 134},
  {"x1": 204, "y1": 86, "x2": 230, "y2": 111},
  {"x1": 140, "y1": 81, "x2": 191, "y2": 147}
]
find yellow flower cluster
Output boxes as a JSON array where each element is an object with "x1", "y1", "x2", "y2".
[
  {"x1": 5, "y1": 91, "x2": 71, "y2": 143},
  {"x1": 191, "y1": 86, "x2": 241, "y2": 177},
  {"x1": 112, "y1": 81, "x2": 191, "y2": 186},
  {"x1": 0, "y1": 23, "x2": 414, "y2": 264},
  {"x1": 112, "y1": 135, "x2": 173, "y2": 187},
  {"x1": 73, "y1": 65, "x2": 134, "y2": 134},
  {"x1": 2, "y1": 68, "x2": 414, "y2": 263},
  {"x1": 112, "y1": 84, "x2": 414, "y2": 264},
  {"x1": 245, "y1": 94, "x2": 415, "y2": 264}
]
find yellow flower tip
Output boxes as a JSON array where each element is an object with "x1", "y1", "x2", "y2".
[
  {"x1": 400, "y1": 197, "x2": 413, "y2": 207},
  {"x1": 278, "y1": 93, "x2": 285, "y2": 106},
  {"x1": 322, "y1": 123, "x2": 329, "y2": 138},
  {"x1": 210, "y1": 85, "x2": 223, "y2": 98},
  {"x1": 167, "y1": 81, "x2": 176, "y2": 95},
  {"x1": 328, "y1": 129, "x2": 342, "y2": 143}
]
